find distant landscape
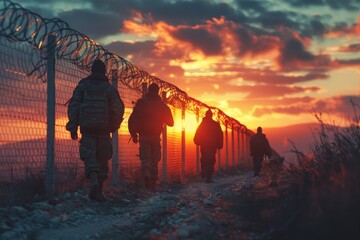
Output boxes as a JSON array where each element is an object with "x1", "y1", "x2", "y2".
[{"x1": 261, "y1": 123, "x2": 321, "y2": 163}]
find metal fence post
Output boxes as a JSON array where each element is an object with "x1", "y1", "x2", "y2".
[
  {"x1": 217, "y1": 112, "x2": 221, "y2": 171},
  {"x1": 246, "y1": 134, "x2": 251, "y2": 167},
  {"x1": 162, "y1": 91, "x2": 168, "y2": 184},
  {"x1": 237, "y1": 127, "x2": 241, "y2": 168},
  {"x1": 46, "y1": 34, "x2": 56, "y2": 198},
  {"x1": 231, "y1": 123, "x2": 235, "y2": 168},
  {"x1": 225, "y1": 120, "x2": 229, "y2": 170},
  {"x1": 195, "y1": 107, "x2": 200, "y2": 174},
  {"x1": 241, "y1": 129, "x2": 245, "y2": 168},
  {"x1": 111, "y1": 69, "x2": 119, "y2": 186},
  {"x1": 181, "y1": 101, "x2": 185, "y2": 177}
]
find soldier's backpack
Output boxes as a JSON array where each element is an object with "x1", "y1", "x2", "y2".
[{"x1": 79, "y1": 80, "x2": 111, "y2": 130}]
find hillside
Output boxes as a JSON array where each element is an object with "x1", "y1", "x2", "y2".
[{"x1": 261, "y1": 123, "x2": 321, "y2": 163}]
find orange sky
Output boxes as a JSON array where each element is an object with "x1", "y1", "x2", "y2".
[{"x1": 15, "y1": 0, "x2": 360, "y2": 129}]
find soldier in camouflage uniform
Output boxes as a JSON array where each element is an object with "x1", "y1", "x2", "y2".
[
  {"x1": 128, "y1": 83, "x2": 174, "y2": 191},
  {"x1": 66, "y1": 60, "x2": 124, "y2": 202},
  {"x1": 194, "y1": 109, "x2": 223, "y2": 183},
  {"x1": 250, "y1": 127, "x2": 272, "y2": 177}
]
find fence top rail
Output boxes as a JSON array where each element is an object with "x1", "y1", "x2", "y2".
[{"x1": 0, "y1": 0, "x2": 252, "y2": 134}]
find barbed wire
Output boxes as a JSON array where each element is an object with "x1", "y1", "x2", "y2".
[{"x1": 0, "y1": 0, "x2": 250, "y2": 133}]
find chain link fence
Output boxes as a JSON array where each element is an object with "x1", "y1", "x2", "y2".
[{"x1": 0, "y1": 0, "x2": 261, "y2": 195}]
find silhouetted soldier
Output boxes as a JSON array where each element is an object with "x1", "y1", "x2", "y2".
[
  {"x1": 194, "y1": 109, "x2": 223, "y2": 183},
  {"x1": 66, "y1": 59, "x2": 124, "y2": 202},
  {"x1": 128, "y1": 83, "x2": 174, "y2": 191},
  {"x1": 250, "y1": 127, "x2": 272, "y2": 177}
]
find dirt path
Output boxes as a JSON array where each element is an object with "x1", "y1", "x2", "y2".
[{"x1": 2, "y1": 171, "x2": 287, "y2": 240}]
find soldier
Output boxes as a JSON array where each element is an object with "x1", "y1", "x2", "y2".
[
  {"x1": 194, "y1": 109, "x2": 223, "y2": 183},
  {"x1": 66, "y1": 59, "x2": 124, "y2": 202},
  {"x1": 128, "y1": 83, "x2": 174, "y2": 192},
  {"x1": 249, "y1": 127, "x2": 272, "y2": 177}
]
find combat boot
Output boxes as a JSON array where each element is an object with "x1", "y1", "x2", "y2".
[{"x1": 89, "y1": 172, "x2": 99, "y2": 201}]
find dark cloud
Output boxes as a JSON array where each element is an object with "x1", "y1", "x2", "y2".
[
  {"x1": 307, "y1": 18, "x2": 328, "y2": 36},
  {"x1": 171, "y1": 28, "x2": 222, "y2": 55},
  {"x1": 89, "y1": 0, "x2": 243, "y2": 26},
  {"x1": 279, "y1": 38, "x2": 315, "y2": 68},
  {"x1": 257, "y1": 11, "x2": 298, "y2": 29},
  {"x1": 146, "y1": 1, "x2": 242, "y2": 25},
  {"x1": 104, "y1": 41, "x2": 185, "y2": 80},
  {"x1": 57, "y1": 10, "x2": 124, "y2": 39},
  {"x1": 338, "y1": 43, "x2": 360, "y2": 53},
  {"x1": 233, "y1": 27, "x2": 280, "y2": 57},
  {"x1": 337, "y1": 58, "x2": 360, "y2": 66},
  {"x1": 234, "y1": 0, "x2": 269, "y2": 13},
  {"x1": 285, "y1": 0, "x2": 360, "y2": 11},
  {"x1": 105, "y1": 41, "x2": 156, "y2": 59}
]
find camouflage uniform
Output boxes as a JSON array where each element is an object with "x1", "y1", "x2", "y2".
[
  {"x1": 194, "y1": 110, "x2": 223, "y2": 182},
  {"x1": 66, "y1": 70, "x2": 124, "y2": 199},
  {"x1": 128, "y1": 84, "x2": 174, "y2": 190},
  {"x1": 139, "y1": 135, "x2": 161, "y2": 182},
  {"x1": 79, "y1": 135, "x2": 112, "y2": 181}
]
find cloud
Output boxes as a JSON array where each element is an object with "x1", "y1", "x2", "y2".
[
  {"x1": 325, "y1": 17, "x2": 360, "y2": 38},
  {"x1": 89, "y1": 0, "x2": 242, "y2": 26},
  {"x1": 233, "y1": 27, "x2": 280, "y2": 57},
  {"x1": 338, "y1": 43, "x2": 360, "y2": 53},
  {"x1": 185, "y1": 78, "x2": 320, "y2": 100},
  {"x1": 279, "y1": 38, "x2": 315, "y2": 69},
  {"x1": 231, "y1": 85, "x2": 320, "y2": 99},
  {"x1": 337, "y1": 58, "x2": 360, "y2": 66},
  {"x1": 57, "y1": 10, "x2": 124, "y2": 39},
  {"x1": 171, "y1": 28, "x2": 222, "y2": 55},
  {"x1": 252, "y1": 95, "x2": 360, "y2": 119},
  {"x1": 285, "y1": 0, "x2": 360, "y2": 11},
  {"x1": 228, "y1": 96, "x2": 314, "y2": 114},
  {"x1": 257, "y1": 10, "x2": 298, "y2": 29},
  {"x1": 105, "y1": 41, "x2": 156, "y2": 60}
]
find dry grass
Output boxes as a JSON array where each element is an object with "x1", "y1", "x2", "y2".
[{"x1": 265, "y1": 100, "x2": 360, "y2": 239}]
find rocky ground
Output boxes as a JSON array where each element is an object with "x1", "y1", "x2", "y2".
[{"x1": 0, "y1": 170, "x2": 296, "y2": 240}]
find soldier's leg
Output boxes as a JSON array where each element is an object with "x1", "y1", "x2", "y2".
[
  {"x1": 253, "y1": 155, "x2": 262, "y2": 176},
  {"x1": 207, "y1": 151, "x2": 216, "y2": 182},
  {"x1": 200, "y1": 148, "x2": 211, "y2": 182},
  {"x1": 200, "y1": 148, "x2": 206, "y2": 178},
  {"x1": 204, "y1": 149, "x2": 216, "y2": 183},
  {"x1": 139, "y1": 138, "x2": 152, "y2": 189},
  {"x1": 96, "y1": 135, "x2": 112, "y2": 202},
  {"x1": 79, "y1": 135, "x2": 99, "y2": 200},
  {"x1": 149, "y1": 139, "x2": 161, "y2": 192}
]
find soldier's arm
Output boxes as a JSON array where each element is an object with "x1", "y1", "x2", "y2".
[
  {"x1": 193, "y1": 122, "x2": 203, "y2": 145},
  {"x1": 109, "y1": 86, "x2": 125, "y2": 132},
  {"x1": 66, "y1": 83, "x2": 83, "y2": 133},
  {"x1": 164, "y1": 105, "x2": 174, "y2": 127}
]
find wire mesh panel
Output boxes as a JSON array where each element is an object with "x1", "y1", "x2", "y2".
[
  {"x1": 166, "y1": 106, "x2": 182, "y2": 182},
  {"x1": 0, "y1": 0, "x2": 267, "y2": 194},
  {"x1": 184, "y1": 111, "x2": 197, "y2": 176},
  {"x1": 0, "y1": 38, "x2": 47, "y2": 183},
  {"x1": 219, "y1": 123, "x2": 227, "y2": 171},
  {"x1": 54, "y1": 58, "x2": 89, "y2": 191},
  {"x1": 117, "y1": 80, "x2": 142, "y2": 183}
]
